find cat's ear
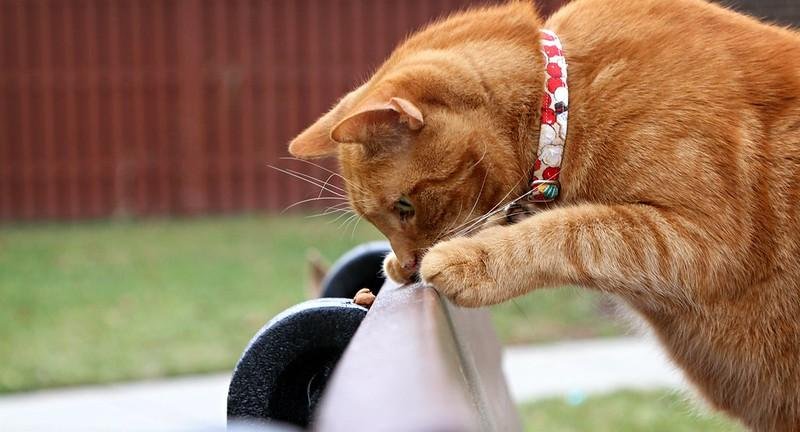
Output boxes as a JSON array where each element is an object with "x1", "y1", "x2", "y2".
[
  {"x1": 330, "y1": 97, "x2": 424, "y2": 145},
  {"x1": 289, "y1": 85, "x2": 367, "y2": 159},
  {"x1": 288, "y1": 107, "x2": 343, "y2": 159}
]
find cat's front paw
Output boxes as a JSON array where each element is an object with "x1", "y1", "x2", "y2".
[
  {"x1": 383, "y1": 252, "x2": 415, "y2": 284},
  {"x1": 419, "y1": 237, "x2": 495, "y2": 307}
]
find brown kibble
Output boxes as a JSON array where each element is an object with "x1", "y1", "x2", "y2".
[{"x1": 353, "y1": 288, "x2": 376, "y2": 308}]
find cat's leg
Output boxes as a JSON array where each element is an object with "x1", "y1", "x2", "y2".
[{"x1": 420, "y1": 203, "x2": 727, "y2": 309}]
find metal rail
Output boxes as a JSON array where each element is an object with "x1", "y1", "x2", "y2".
[
  {"x1": 228, "y1": 243, "x2": 520, "y2": 431},
  {"x1": 312, "y1": 281, "x2": 521, "y2": 432}
]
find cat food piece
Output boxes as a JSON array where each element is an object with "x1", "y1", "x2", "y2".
[{"x1": 353, "y1": 288, "x2": 376, "y2": 308}]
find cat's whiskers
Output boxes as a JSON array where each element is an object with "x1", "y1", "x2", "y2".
[
  {"x1": 466, "y1": 170, "x2": 490, "y2": 228},
  {"x1": 316, "y1": 173, "x2": 341, "y2": 200},
  {"x1": 338, "y1": 212, "x2": 360, "y2": 232},
  {"x1": 280, "y1": 157, "x2": 369, "y2": 195},
  {"x1": 468, "y1": 143, "x2": 488, "y2": 171},
  {"x1": 453, "y1": 189, "x2": 532, "y2": 238},
  {"x1": 502, "y1": 210, "x2": 531, "y2": 220},
  {"x1": 309, "y1": 209, "x2": 353, "y2": 219},
  {"x1": 305, "y1": 202, "x2": 353, "y2": 219},
  {"x1": 441, "y1": 148, "x2": 493, "y2": 235},
  {"x1": 325, "y1": 202, "x2": 353, "y2": 212},
  {"x1": 281, "y1": 196, "x2": 349, "y2": 214},
  {"x1": 271, "y1": 167, "x2": 352, "y2": 214},
  {"x1": 269, "y1": 165, "x2": 347, "y2": 197},
  {"x1": 328, "y1": 209, "x2": 356, "y2": 226},
  {"x1": 435, "y1": 171, "x2": 490, "y2": 242},
  {"x1": 455, "y1": 203, "x2": 516, "y2": 238},
  {"x1": 349, "y1": 214, "x2": 363, "y2": 239},
  {"x1": 311, "y1": 207, "x2": 351, "y2": 218},
  {"x1": 443, "y1": 174, "x2": 527, "y2": 237},
  {"x1": 272, "y1": 165, "x2": 376, "y2": 224},
  {"x1": 435, "y1": 202, "x2": 465, "y2": 243},
  {"x1": 446, "y1": 177, "x2": 528, "y2": 238}
]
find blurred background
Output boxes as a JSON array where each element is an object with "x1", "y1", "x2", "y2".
[{"x1": 0, "y1": 0, "x2": 796, "y2": 430}]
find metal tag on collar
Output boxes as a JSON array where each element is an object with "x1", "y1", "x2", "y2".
[{"x1": 528, "y1": 179, "x2": 560, "y2": 203}]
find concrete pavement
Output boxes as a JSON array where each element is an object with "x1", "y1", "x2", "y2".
[
  {"x1": 0, "y1": 336, "x2": 685, "y2": 432},
  {"x1": 503, "y1": 336, "x2": 685, "y2": 401}
]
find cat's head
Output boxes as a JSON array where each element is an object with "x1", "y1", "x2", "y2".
[{"x1": 288, "y1": 2, "x2": 543, "y2": 271}]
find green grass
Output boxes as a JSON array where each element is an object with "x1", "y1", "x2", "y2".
[
  {"x1": 521, "y1": 390, "x2": 744, "y2": 432},
  {"x1": 491, "y1": 286, "x2": 624, "y2": 344},
  {"x1": 0, "y1": 215, "x2": 381, "y2": 393},
  {"x1": 0, "y1": 215, "x2": 621, "y2": 392}
]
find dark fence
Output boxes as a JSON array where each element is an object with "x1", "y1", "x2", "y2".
[
  {"x1": 0, "y1": 0, "x2": 565, "y2": 221},
  {"x1": 0, "y1": 0, "x2": 794, "y2": 221},
  {"x1": 727, "y1": 0, "x2": 800, "y2": 26}
]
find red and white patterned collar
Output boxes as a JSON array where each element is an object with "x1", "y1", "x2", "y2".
[{"x1": 529, "y1": 29, "x2": 569, "y2": 202}]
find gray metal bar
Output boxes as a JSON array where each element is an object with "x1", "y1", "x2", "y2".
[{"x1": 312, "y1": 281, "x2": 521, "y2": 432}]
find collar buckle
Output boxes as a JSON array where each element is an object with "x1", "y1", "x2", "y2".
[{"x1": 528, "y1": 179, "x2": 560, "y2": 203}]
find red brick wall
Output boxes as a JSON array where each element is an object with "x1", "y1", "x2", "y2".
[{"x1": 0, "y1": 0, "x2": 567, "y2": 221}]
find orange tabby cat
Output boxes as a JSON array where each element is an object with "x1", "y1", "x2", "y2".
[{"x1": 288, "y1": 0, "x2": 800, "y2": 429}]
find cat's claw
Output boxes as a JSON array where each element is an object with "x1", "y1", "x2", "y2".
[{"x1": 420, "y1": 237, "x2": 495, "y2": 307}]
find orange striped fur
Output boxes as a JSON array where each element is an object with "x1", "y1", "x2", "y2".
[{"x1": 289, "y1": 1, "x2": 800, "y2": 429}]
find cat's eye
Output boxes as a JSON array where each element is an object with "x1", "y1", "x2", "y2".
[{"x1": 393, "y1": 196, "x2": 415, "y2": 220}]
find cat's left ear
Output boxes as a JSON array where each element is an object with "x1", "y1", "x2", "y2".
[
  {"x1": 331, "y1": 97, "x2": 424, "y2": 146},
  {"x1": 289, "y1": 84, "x2": 368, "y2": 159}
]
